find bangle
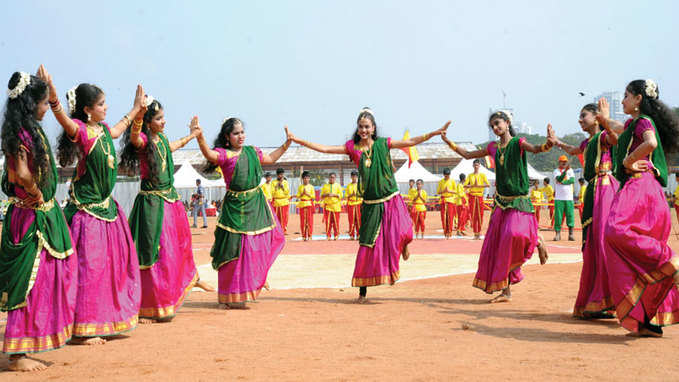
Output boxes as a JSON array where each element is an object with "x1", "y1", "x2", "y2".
[
  {"x1": 122, "y1": 115, "x2": 131, "y2": 125},
  {"x1": 448, "y1": 141, "x2": 457, "y2": 151},
  {"x1": 25, "y1": 183, "x2": 39, "y2": 196},
  {"x1": 51, "y1": 104, "x2": 63, "y2": 114},
  {"x1": 49, "y1": 99, "x2": 59, "y2": 107}
]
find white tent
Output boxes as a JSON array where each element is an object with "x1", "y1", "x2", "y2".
[
  {"x1": 449, "y1": 159, "x2": 496, "y2": 182},
  {"x1": 173, "y1": 161, "x2": 225, "y2": 204},
  {"x1": 526, "y1": 163, "x2": 545, "y2": 180},
  {"x1": 394, "y1": 160, "x2": 442, "y2": 183}
]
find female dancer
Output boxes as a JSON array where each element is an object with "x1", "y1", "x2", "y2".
[
  {"x1": 38, "y1": 66, "x2": 142, "y2": 344},
  {"x1": 1, "y1": 71, "x2": 77, "y2": 371},
  {"x1": 555, "y1": 99, "x2": 618, "y2": 319},
  {"x1": 120, "y1": 97, "x2": 212, "y2": 322},
  {"x1": 288, "y1": 107, "x2": 449, "y2": 302},
  {"x1": 195, "y1": 117, "x2": 288, "y2": 308},
  {"x1": 442, "y1": 111, "x2": 554, "y2": 302},
  {"x1": 601, "y1": 79, "x2": 679, "y2": 337}
]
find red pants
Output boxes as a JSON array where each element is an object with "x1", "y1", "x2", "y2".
[
  {"x1": 347, "y1": 204, "x2": 361, "y2": 238},
  {"x1": 534, "y1": 205, "x2": 541, "y2": 226},
  {"x1": 414, "y1": 211, "x2": 426, "y2": 233},
  {"x1": 274, "y1": 205, "x2": 289, "y2": 233},
  {"x1": 456, "y1": 204, "x2": 468, "y2": 231},
  {"x1": 440, "y1": 201, "x2": 455, "y2": 235},
  {"x1": 548, "y1": 204, "x2": 554, "y2": 224},
  {"x1": 577, "y1": 204, "x2": 584, "y2": 220},
  {"x1": 675, "y1": 205, "x2": 679, "y2": 223},
  {"x1": 469, "y1": 195, "x2": 484, "y2": 234},
  {"x1": 325, "y1": 210, "x2": 340, "y2": 238},
  {"x1": 299, "y1": 206, "x2": 314, "y2": 239}
]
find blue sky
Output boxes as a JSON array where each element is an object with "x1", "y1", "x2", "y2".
[{"x1": 2, "y1": 0, "x2": 677, "y2": 148}]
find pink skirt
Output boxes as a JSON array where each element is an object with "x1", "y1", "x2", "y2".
[
  {"x1": 604, "y1": 172, "x2": 679, "y2": 332},
  {"x1": 352, "y1": 195, "x2": 413, "y2": 287},
  {"x1": 69, "y1": 202, "x2": 140, "y2": 336},
  {"x1": 473, "y1": 207, "x2": 538, "y2": 293},
  {"x1": 573, "y1": 174, "x2": 618, "y2": 317},
  {"x1": 3, "y1": 207, "x2": 78, "y2": 354},
  {"x1": 218, "y1": 215, "x2": 285, "y2": 303},
  {"x1": 139, "y1": 200, "x2": 197, "y2": 319}
]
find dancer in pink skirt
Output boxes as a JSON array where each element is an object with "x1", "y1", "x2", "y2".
[
  {"x1": 195, "y1": 117, "x2": 288, "y2": 309},
  {"x1": 1, "y1": 71, "x2": 77, "y2": 371},
  {"x1": 442, "y1": 111, "x2": 554, "y2": 303},
  {"x1": 120, "y1": 97, "x2": 213, "y2": 322},
  {"x1": 600, "y1": 79, "x2": 679, "y2": 337},
  {"x1": 556, "y1": 99, "x2": 619, "y2": 319},
  {"x1": 288, "y1": 107, "x2": 449, "y2": 303},
  {"x1": 39, "y1": 65, "x2": 142, "y2": 344}
]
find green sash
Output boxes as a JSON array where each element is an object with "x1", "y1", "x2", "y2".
[
  {"x1": 0, "y1": 128, "x2": 74, "y2": 311},
  {"x1": 210, "y1": 146, "x2": 275, "y2": 270},
  {"x1": 63, "y1": 124, "x2": 118, "y2": 222},
  {"x1": 493, "y1": 137, "x2": 533, "y2": 213},
  {"x1": 580, "y1": 132, "x2": 617, "y2": 244},
  {"x1": 128, "y1": 133, "x2": 179, "y2": 269},
  {"x1": 614, "y1": 115, "x2": 668, "y2": 188},
  {"x1": 357, "y1": 138, "x2": 399, "y2": 247}
]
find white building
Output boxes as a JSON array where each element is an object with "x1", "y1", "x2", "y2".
[{"x1": 593, "y1": 91, "x2": 626, "y2": 122}]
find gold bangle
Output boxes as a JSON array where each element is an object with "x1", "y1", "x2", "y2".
[
  {"x1": 51, "y1": 104, "x2": 63, "y2": 113},
  {"x1": 122, "y1": 115, "x2": 131, "y2": 125},
  {"x1": 448, "y1": 141, "x2": 457, "y2": 150}
]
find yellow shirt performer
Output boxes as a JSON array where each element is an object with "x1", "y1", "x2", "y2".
[
  {"x1": 295, "y1": 171, "x2": 316, "y2": 241},
  {"x1": 320, "y1": 172, "x2": 343, "y2": 240},
  {"x1": 539, "y1": 177, "x2": 555, "y2": 223},
  {"x1": 345, "y1": 171, "x2": 362, "y2": 240},
  {"x1": 407, "y1": 179, "x2": 418, "y2": 220},
  {"x1": 437, "y1": 168, "x2": 457, "y2": 238},
  {"x1": 261, "y1": 172, "x2": 273, "y2": 203},
  {"x1": 577, "y1": 178, "x2": 587, "y2": 220},
  {"x1": 464, "y1": 159, "x2": 490, "y2": 239},
  {"x1": 455, "y1": 173, "x2": 469, "y2": 235},
  {"x1": 412, "y1": 179, "x2": 428, "y2": 239},
  {"x1": 271, "y1": 168, "x2": 290, "y2": 234},
  {"x1": 530, "y1": 180, "x2": 544, "y2": 225}
]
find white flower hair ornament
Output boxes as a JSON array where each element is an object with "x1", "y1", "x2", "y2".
[
  {"x1": 222, "y1": 117, "x2": 237, "y2": 125},
  {"x1": 644, "y1": 79, "x2": 658, "y2": 99},
  {"x1": 359, "y1": 108, "x2": 374, "y2": 116},
  {"x1": 7, "y1": 72, "x2": 31, "y2": 99},
  {"x1": 66, "y1": 86, "x2": 77, "y2": 115},
  {"x1": 495, "y1": 110, "x2": 514, "y2": 125},
  {"x1": 144, "y1": 94, "x2": 156, "y2": 109}
]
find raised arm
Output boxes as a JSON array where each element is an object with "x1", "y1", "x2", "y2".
[
  {"x1": 169, "y1": 116, "x2": 201, "y2": 152},
  {"x1": 595, "y1": 97, "x2": 625, "y2": 134},
  {"x1": 440, "y1": 131, "x2": 489, "y2": 159},
  {"x1": 556, "y1": 138, "x2": 583, "y2": 156},
  {"x1": 390, "y1": 121, "x2": 450, "y2": 149},
  {"x1": 37, "y1": 65, "x2": 79, "y2": 139},
  {"x1": 286, "y1": 127, "x2": 347, "y2": 154},
  {"x1": 520, "y1": 124, "x2": 557, "y2": 154},
  {"x1": 109, "y1": 85, "x2": 145, "y2": 139},
  {"x1": 195, "y1": 117, "x2": 220, "y2": 165},
  {"x1": 129, "y1": 104, "x2": 147, "y2": 149},
  {"x1": 260, "y1": 126, "x2": 292, "y2": 165}
]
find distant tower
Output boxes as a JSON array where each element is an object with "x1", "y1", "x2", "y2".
[{"x1": 594, "y1": 91, "x2": 626, "y2": 122}]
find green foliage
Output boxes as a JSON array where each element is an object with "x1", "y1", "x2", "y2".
[{"x1": 479, "y1": 132, "x2": 587, "y2": 172}]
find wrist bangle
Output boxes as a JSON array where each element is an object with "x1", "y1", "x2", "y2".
[
  {"x1": 122, "y1": 115, "x2": 131, "y2": 125},
  {"x1": 448, "y1": 141, "x2": 457, "y2": 150}
]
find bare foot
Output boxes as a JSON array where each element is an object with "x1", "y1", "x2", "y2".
[
  {"x1": 263, "y1": 282, "x2": 270, "y2": 291},
  {"x1": 225, "y1": 302, "x2": 249, "y2": 309},
  {"x1": 139, "y1": 318, "x2": 156, "y2": 324},
  {"x1": 489, "y1": 294, "x2": 511, "y2": 303},
  {"x1": 70, "y1": 336, "x2": 106, "y2": 345},
  {"x1": 537, "y1": 236, "x2": 549, "y2": 265},
  {"x1": 637, "y1": 327, "x2": 663, "y2": 338},
  {"x1": 401, "y1": 245, "x2": 410, "y2": 261},
  {"x1": 8, "y1": 355, "x2": 47, "y2": 372},
  {"x1": 355, "y1": 296, "x2": 367, "y2": 304},
  {"x1": 195, "y1": 279, "x2": 215, "y2": 292}
]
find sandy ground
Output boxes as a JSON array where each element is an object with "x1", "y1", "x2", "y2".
[{"x1": 2, "y1": 209, "x2": 679, "y2": 381}]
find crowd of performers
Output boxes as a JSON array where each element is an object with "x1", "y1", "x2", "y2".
[{"x1": 1, "y1": 66, "x2": 678, "y2": 372}]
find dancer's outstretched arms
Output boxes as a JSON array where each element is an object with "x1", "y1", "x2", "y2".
[
  {"x1": 555, "y1": 138, "x2": 583, "y2": 156},
  {"x1": 286, "y1": 128, "x2": 346, "y2": 154},
  {"x1": 194, "y1": 117, "x2": 220, "y2": 164},
  {"x1": 440, "y1": 131, "x2": 488, "y2": 159},
  {"x1": 128, "y1": 104, "x2": 147, "y2": 149},
  {"x1": 390, "y1": 121, "x2": 451, "y2": 149},
  {"x1": 260, "y1": 126, "x2": 292, "y2": 165},
  {"x1": 596, "y1": 98, "x2": 624, "y2": 134},
  {"x1": 169, "y1": 116, "x2": 201, "y2": 152},
  {"x1": 109, "y1": 85, "x2": 145, "y2": 138},
  {"x1": 521, "y1": 124, "x2": 557, "y2": 154},
  {"x1": 37, "y1": 64, "x2": 78, "y2": 138}
]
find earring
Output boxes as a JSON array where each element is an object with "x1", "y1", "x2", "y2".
[
  {"x1": 634, "y1": 107, "x2": 639, "y2": 112},
  {"x1": 87, "y1": 113, "x2": 92, "y2": 122}
]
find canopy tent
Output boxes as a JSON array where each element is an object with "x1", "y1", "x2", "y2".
[
  {"x1": 173, "y1": 161, "x2": 225, "y2": 204},
  {"x1": 449, "y1": 159, "x2": 496, "y2": 182},
  {"x1": 526, "y1": 163, "x2": 545, "y2": 180},
  {"x1": 394, "y1": 160, "x2": 442, "y2": 183}
]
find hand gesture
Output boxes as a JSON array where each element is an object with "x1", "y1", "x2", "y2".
[
  {"x1": 285, "y1": 125, "x2": 296, "y2": 143},
  {"x1": 37, "y1": 65, "x2": 57, "y2": 102},
  {"x1": 598, "y1": 97, "x2": 610, "y2": 119},
  {"x1": 440, "y1": 130, "x2": 451, "y2": 144},
  {"x1": 624, "y1": 157, "x2": 648, "y2": 173},
  {"x1": 133, "y1": 85, "x2": 146, "y2": 110},
  {"x1": 436, "y1": 121, "x2": 452, "y2": 136},
  {"x1": 546, "y1": 123, "x2": 558, "y2": 145},
  {"x1": 189, "y1": 116, "x2": 202, "y2": 137}
]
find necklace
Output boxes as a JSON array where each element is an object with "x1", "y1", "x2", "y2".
[
  {"x1": 360, "y1": 142, "x2": 374, "y2": 168},
  {"x1": 497, "y1": 138, "x2": 511, "y2": 166},
  {"x1": 100, "y1": 134, "x2": 116, "y2": 169}
]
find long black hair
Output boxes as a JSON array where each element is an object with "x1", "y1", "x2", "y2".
[
  {"x1": 626, "y1": 79, "x2": 679, "y2": 153},
  {"x1": 352, "y1": 107, "x2": 379, "y2": 144},
  {"x1": 56, "y1": 83, "x2": 104, "y2": 166},
  {"x1": 1, "y1": 72, "x2": 51, "y2": 188},
  {"x1": 119, "y1": 99, "x2": 163, "y2": 183},
  {"x1": 203, "y1": 117, "x2": 242, "y2": 173},
  {"x1": 488, "y1": 111, "x2": 516, "y2": 137},
  {"x1": 581, "y1": 103, "x2": 600, "y2": 133}
]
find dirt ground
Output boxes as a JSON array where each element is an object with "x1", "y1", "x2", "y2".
[{"x1": 2, "y1": 209, "x2": 679, "y2": 381}]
